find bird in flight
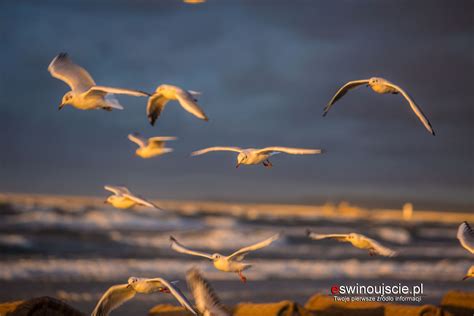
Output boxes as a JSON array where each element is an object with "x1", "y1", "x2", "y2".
[
  {"x1": 104, "y1": 185, "x2": 160, "y2": 210},
  {"x1": 128, "y1": 133, "x2": 177, "y2": 159},
  {"x1": 323, "y1": 77, "x2": 435, "y2": 135},
  {"x1": 147, "y1": 84, "x2": 208, "y2": 125},
  {"x1": 48, "y1": 53, "x2": 149, "y2": 111},
  {"x1": 307, "y1": 230, "x2": 397, "y2": 257},
  {"x1": 191, "y1": 146, "x2": 323, "y2": 168},
  {"x1": 91, "y1": 276, "x2": 197, "y2": 316},
  {"x1": 170, "y1": 233, "x2": 280, "y2": 282},
  {"x1": 186, "y1": 268, "x2": 230, "y2": 316}
]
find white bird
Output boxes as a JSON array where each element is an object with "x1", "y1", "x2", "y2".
[
  {"x1": 147, "y1": 84, "x2": 209, "y2": 125},
  {"x1": 191, "y1": 146, "x2": 323, "y2": 168},
  {"x1": 186, "y1": 268, "x2": 230, "y2": 316},
  {"x1": 323, "y1": 77, "x2": 435, "y2": 135},
  {"x1": 457, "y1": 221, "x2": 474, "y2": 254},
  {"x1": 48, "y1": 53, "x2": 150, "y2": 111},
  {"x1": 91, "y1": 276, "x2": 197, "y2": 316},
  {"x1": 307, "y1": 231, "x2": 397, "y2": 257},
  {"x1": 128, "y1": 133, "x2": 177, "y2": 159},
  {"x1": 104, "y1": 185, "x2": 160, "y2": 210},
  {"x1": 463, "y1": 265, "x2": 474, "y2": 281},
  {"x1": 170, "y1": 234, "x2": 280, "y2": 282}
]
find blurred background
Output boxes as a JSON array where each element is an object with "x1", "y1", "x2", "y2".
[{"x1": 0, "y1": 0, "x2": 472, "y2": 315}]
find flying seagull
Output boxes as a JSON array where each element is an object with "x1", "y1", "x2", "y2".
[
  {"x1": 48, "y1": 53, "x2": 149, "y2": 111},
  {"x1": 170, "y1": 234, "x2": 280, "y2": 282},
  {"x1": 457, "y1": 221, "x2": 474, "y2": 254},
  {"x1": 191, "y1": 146, "x2": 323, "y2": 168},
  {"x1": 323, "y1": 77, "x2": 435, "y2": 135},
  {"x1": 147, "y1": 84, "x2": 208, "y2": 125},
  {"x1": 463, "y1": 265, "x2": 474, "y2": 281},
  {"x1": 128, "y1": 133, "x2": 177, "y2": 159},
  {"x1": 91, "y1": 277, "x2": 197, "y2": 316},
  {"x1": 186, "y1": 268, "x2": 230, "y2": 316},
  {"x1": 307, "y1": 231, "x2": 397, "y2": 257},
  {"x1": 104, "y1": 185, "x2": 160, "y2": 210}
]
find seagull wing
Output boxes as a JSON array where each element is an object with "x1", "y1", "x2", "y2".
[
  {"x1": 104, "y1": 185, "x2": 131, "y2": 196},
  {"x1": 175, "y1": 90, "x2": 209, "y2": 121},
  {"x1": 227, "y1": 233, "x2": 280, "y2": 261},
  {"x1": 169, "y1": 236, "x2": 213, "y2": 259},
  {"x1": 146, "y1": 93, "x2": 170, "y2": 126},
  {"x1": 186, "y1": 268, "x2": 230, "y2": 316},
  {"x1": 128, "y1": 133, "x2": 147, "y2": 148},
  {"x1": 191, "y1": 147, "x2": 243, "y2": 156},
  {"x1": 123, "y1": 193, "x2": 161, "y2": 210},
  {"x1": 148, "y1": 136, "x2": 177, "y2": 148},
  {"x1": 91, "y1": 284, "x2": 135, "y2": 316},
  {"x1": 87, "y1": 86, "x2": 150, "y2": 97},
  {"x1": 307, "y1": 232, "x2": 349, "y2": 242},
  {"x1": 256, "y1": 147, "x2": 323, "y2": 156},
  {"x1": 457, "y1": 221, "x2": 474, "y2": 254},
  {"x1": 323, "y1": 79, "x2": 369, "y2": 116},
  {"x1": 146, "y1": 278, "x2": 197, "y2": 315},
  {"x1": 384, "y1": 82, "x2": 435, "y2": 135},
  {"x1": 360, "y1": 235, "x2": 397, "y2": 257},
  {"x1": 48, "y1": 53, "x2": 96, "y2": 93}
]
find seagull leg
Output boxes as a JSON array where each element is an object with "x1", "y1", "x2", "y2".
[
  {"x1": 238, "y1": 271, "x2": 247, "y2": 283},
  {"x1": 263, "y1": 160, "x2": 273, "y2": 168}
]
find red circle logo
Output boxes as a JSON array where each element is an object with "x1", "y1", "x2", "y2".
[{"x1": 331, "y1": 285, "x2": 339, "y2": 295}]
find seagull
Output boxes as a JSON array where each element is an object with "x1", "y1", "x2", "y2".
[
  {"x1": 457, "y1": 221, "x2": 474, "y2": 254},
  {"x1": 128, "y1": 133, "x2": 177, "y2": 158},
  {"x1": 186, "y1": 268, "x2": 230, "y2": 316},
  {"x1": 307, "y1": 230, "x2": 397, "y2": 257},
  {"x1": 91, "y1": 277, "x2": 197, "y2": 316},
  {"x1": 170, "y1": 233, "x2": 280, "y2": 282},
  {"x1": 191, "y1": 146, "x2": 323, "y2": 168},
  {"x1": 463, "y1": 265, "x2": 474, "y2": 281},
  {"x1": 147, "y1": 84, "x2": 209, "y2": 125},
  {"x1": 323, "y1": 77, "x2": 435, "y2": 135},
  {"x1": 104, "y1": 185, "x2": 160, "y2": 210},
  {"x1": 48, "y1": 53, "x2": 150, "y2": 111}
]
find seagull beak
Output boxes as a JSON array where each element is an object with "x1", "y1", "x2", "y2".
[
  {"x1": 103, "y1": 200, "x2": 108, "y2": 204},
  {"x1": 126, "y1": 284, "x2": 132, "y2": 289},
  {"x1": 462, "y1": 275, "x2": 470, "y2": 281},
  {"x1": 58, "y1": 103, "x2": 65, "y2": 111},
  {"x1": 235, "y1": 163, "x2": 240, "y2": 168}
]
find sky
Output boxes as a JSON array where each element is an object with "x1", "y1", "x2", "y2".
[{"x1": 0, "y1": 0, "x2": 472, "y2": 210}]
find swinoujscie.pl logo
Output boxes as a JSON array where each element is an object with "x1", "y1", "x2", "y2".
[{"x1": 331, "y1": 283, "x2": 424, "y2": 303}]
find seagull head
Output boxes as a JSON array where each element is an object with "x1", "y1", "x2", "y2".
[
  {"x1": 347, "y1": 233, "x2": 358, "y2": 240},
  {"x1": 236, "y1": 153, "x2": 247, "y2": 168},
  {"x1": 211, "y1": 253, "x2": 222, "y2": 260},
  {"x1": 128, "y1": 277, "x2": 139, "y2": 285},
  {"x1": 368, "y1": 77, "x2": 382, "y2": 87},
  {"x1": 59, "y1": 91, "x2": 74, "y2": 110}
]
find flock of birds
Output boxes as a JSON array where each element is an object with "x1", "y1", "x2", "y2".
[{"x1": 46, "y1": 52, "x2": 468, "y2": 316}]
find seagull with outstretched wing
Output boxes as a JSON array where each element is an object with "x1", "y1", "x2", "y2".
[
  {"x1": 91, "y1": 276, "x2": 197, "y2": 316},
  {"x1": 307, "y1": 231, "x2": 397, "y2": 257},
  {"x1": 457, "y1": 221, "x2": 474, "y2": 254},
  {"x1": 323, "y1": 77, "x2": 435, "y2": 135},
  {"x1": 48, "y1": 53, "x2": 150, "y2": 111},
  {"x1": 104, "y1": 185, "x2": 160, "y2": 210},
  {"x1": 186, "y1": 268, "x2": 230, "y2": 316},
  {"x1": 128, "y1": 133, "x2": 177, "y2": 158},
  {"x1": 191, "y1": 146, "x2": 323, "y2": 168},
  {"x1": 170, "y1": 234, "x2": 280, "y2": 282},
  {"x1": 147, "y1": 84, "x2": 208, "y2": 125}
]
